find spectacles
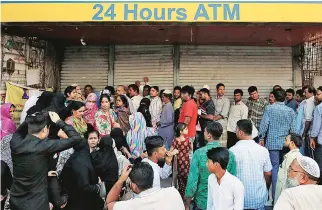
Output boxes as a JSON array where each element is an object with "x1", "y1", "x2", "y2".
[{"x1": 287, "y1": 166, "x2": 306, "y2": 175}]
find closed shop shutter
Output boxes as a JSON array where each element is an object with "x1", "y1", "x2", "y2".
[
  {"x1": 179, "y1": 46, "x2": 293, "y2": 100},
  {"x1": 114, "y1": 45, "x2": 174, "y2": 91},
  {"x1": 61, "y1": 46, "x2": 108, "y2": 91}
]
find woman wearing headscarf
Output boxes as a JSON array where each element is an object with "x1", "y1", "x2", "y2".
[
  {"x1": 137, "y1": 97, "x2": 152, "y2": 127},
  {"x1": 126, "y1": 112, "x2": 157, "y2": 158},
  {"x1": 20, "y1": 95, "x2": 39, "y2": 124},
  {"x1": 1, "y1": 103, "x2": 16, "y2": 140},
  {"x1": 90, "y1": 136, "x2": 119, "y2": 194},
  {"x1": 60, "y1": 139, "x2": 104, "y2": 210},
  {"x1": 114, "y1": 95, "x2": 131, "y2": 135},
  {"x1": 56, "y1": 101, "x2": 88, "y2": 175},
  {"x1": 26, "y1": 91, "x2": 54, "y2": 115},
  {"x1": 84, "y1": 93, "x2": 98, "y2": 126}
]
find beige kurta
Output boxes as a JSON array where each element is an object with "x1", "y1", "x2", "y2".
[
  {"x1": 274, "y1": 185, "x2": 322, "y2": 210},
  {"x1": 275, "y1": 149, "x2": 301, "y2": 203}
]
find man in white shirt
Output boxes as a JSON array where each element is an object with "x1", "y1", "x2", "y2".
[
  {"x1": 207, "y1": 147, "x2": 244, "y2": 210},
  {"x1": 274, "y1": 156, "x2": 321, "y2": 210},
  {"x1": 227, "y1": 89, "x2": 248, "y2": 148},
  {"x1": 128, "y1": 84, "x2": 143, "y2": 111},
  {"x1": 213, "y1": 83, "x2": 230, "y2": 147},
  {"x1": 106, "y1": 162, "x2": 184, "y2": 210},
  {"x1": 301, "y1": 86, "x2": 316, "y2": 155},
  {"x1": 141, "y1": 136, "x2": 173, "y2": 188},
  {"x1": 116, "y1": 85, "x2": 136, "y2": 114}
]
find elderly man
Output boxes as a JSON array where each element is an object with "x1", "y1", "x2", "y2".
[{"x1": 274, "y1": 156, "x2": 321, "y2": 210}]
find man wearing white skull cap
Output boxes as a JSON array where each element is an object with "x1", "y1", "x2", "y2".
[{"x1": 274, "y1": 156, "x2": 322, "y2": 210}]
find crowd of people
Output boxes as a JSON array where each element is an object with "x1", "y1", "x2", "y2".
[{"x1": 1, "y1": 77, "x2": 322, "y2": 210}]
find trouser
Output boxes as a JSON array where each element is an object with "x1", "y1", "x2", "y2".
[
  {"x1": 300, "y1": 136, "x2": 313, "y2": 157},
  {"x1": 227, "y1": 131, "x2": 239, "y2": 149},
  {"x1": 219, "y1": 129, "x2": 227, "y2": 147},
  {"x1": 194, "y1": 131, "x2": 205, "y2": 150},
  {"x1": 314, "y1": 143, "x2": 322, "y2": 185},
  {"x1": 269, "y1": 150, "x2": 281, "y2": 201},
  {"x1": 189, "y1": 137, "x2": 195, "y2": 161}
]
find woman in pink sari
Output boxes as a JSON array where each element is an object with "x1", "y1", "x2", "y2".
[
  {"x1": 84, "y1": 93, "x2": 98, "y2": 126},
  {"x1": 1, "y1": 103, "x2": 16, "y2": 140}
]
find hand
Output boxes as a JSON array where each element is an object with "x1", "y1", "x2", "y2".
[
  {"x1": 49, "y1": 111, "x2": 60, "y2": 123},
  {"x1": 310, "y1": 138, "x2": 316, "y2": 150},
  {"x1": 165, "y1": 152, "x2": 174, "y2": 165},
  {"x1": 48, "y1": 171, "x2": 57, "y2": 177},
  {"x1": 58, "y1": 129, "x2": 68, "y2": 139},
  {"x1": 172, "y1": 149, "x2": 179, "y2": 155},
  {"x1": 49, "y1": 203, "x2": 53, "y2": 210},
  {"x1": 60, "y1": 202, "x2": 67, "y2": 209},
  {"x1": 259, "y1": 140, "x2": 265, "y2": 147},
  {"x1": 98, "y1": 177, "x2": 102, "y2": 184},
  {"x1": 119, "y1": 165, "x2": 133, "y2": 183},
  {"x1": 185, "y1": 205, "x2": 190, "y2": 210},
  {"x1": 197, "y1": 109, "x2": 202, "y2": 116}
]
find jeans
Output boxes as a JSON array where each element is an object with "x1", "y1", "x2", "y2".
[{"x1": 269, "y1": 150, "x2": 280, "y2": 201}]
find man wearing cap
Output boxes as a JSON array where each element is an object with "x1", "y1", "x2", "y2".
[
  {"x1": 158, "y1": 90, "x2": 174, "y2": 149},
  {"x1": 274, "y1": 156, "x2": 322, "y2": 209}
]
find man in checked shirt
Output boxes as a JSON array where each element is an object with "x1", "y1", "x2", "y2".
[{"x1": 246, "y1": 86, "x2": 269, "y2": 142}]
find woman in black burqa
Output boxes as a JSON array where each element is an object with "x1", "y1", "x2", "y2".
[
  {"x1": 60, "y1": 139, "x2": 104, "y2": 210},
  {"x1": 90, "y1": 136, "x2": 119, "y2": 195}
]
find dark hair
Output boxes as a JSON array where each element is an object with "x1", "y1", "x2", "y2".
[
  {"x1": 10, "y1": 104, "x2": 16, "y2": 109},
  {"x1": 273, "y1": 89, "x2": 286, "y2": 102},
  {"x1": 140, "y1": 98, "x2": 151, "y2": 107},
  {"x1": 199, "y1": 88, "x2": 210, "y2": 96},
  {"x1": 248, "y1": 86, "x2": 258, "y2": 94},
  {"x1": 128, "y1": 84, "x2": 139, "y2": 94},
  {"x1": 151, "y1": 86, "x2": 159, "y2": 92},
  {"x1": 175, "y1": 123, "x2": 187, "y2": 138},
  {"x1": 67, "y1": 101, "x2": 85, "y2": 111},
  {"x1": 116, "y1": 95, "x2": 129, "y2": 108},
  {"x1": 104, "y1": 86, "x2": 115, "y2": 95},
  {"x1": 303, "y1": 85, "x2": 317, "y2": 95},
  {"x1": 145, "y1": 136, "x2": 164, "y2": 156},
  {"x1": 129, "y1": 162, "x2": 154, "y2": 191},
  {"x1": 100, "y1": 94, "x2": 111, "y2": 104},
  {"x1": 207, "y1": 147, "x2": 230, "y2": 170},
  {"x1": 143, "y1": 85, "x2": 151, "y2": 91},
  {"x1": 317, "y1": 86, "x2": 322, "y2": 92},
  {"x1": 84, "y1": 85, "x2": 93, "y2": 90},
  {"x1": 286, "y1": 88, "x2": 295, "y2": 96},
  {"x1": 173, "y1": 86, "x2": 181, "y2": 92},
  {"x1": 296, "y1": 89, "x2": 304, "y2": 96},
  {"x1": 236, "y1": 119, "x2": 253, "y2": 136},
  {"x1": 84, "y1": 124, "x2": 98, "y2": 140},
  {"x1": 26, "y1": 111, "x2": 51, "y2": 134},
  {"x1": 205, "y1": 121, "x2": 223, "y2": 140},
  {"x1": 289, "y1": 133, "x2": 303, "y2": 148},
  {"x1": 181, "y1": 85, "x2": 195, "y2": 98},
  {"x1": 273, "y1": 85, "x2": 282, "y2": 91},
  {"x1": 234, "y1": 89, "x2": 243, "y2": 96},
  {"x1": 64, "y1": 86, "x2": 76, "y2": 97},
  {"x1": 216, "y1": 83, "x2": 225, "y2": 90}
]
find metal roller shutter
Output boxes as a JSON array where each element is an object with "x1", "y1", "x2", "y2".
[
  {"x1": 179, "y1": 46, "x2": 293, "y2": 100},
  {"x1": 114, "y1": 45, "x2": 174, "y2": 90},
  {"x1": 61, "y1": 46, "x2": 108, "y2": 91}
]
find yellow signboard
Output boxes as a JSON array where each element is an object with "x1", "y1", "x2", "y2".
[{"x1": 1, "y1": 2, "x2": 322, "y2": 22}]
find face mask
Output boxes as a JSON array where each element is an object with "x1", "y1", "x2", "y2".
[
  {"x1": 86, "y1": 103, "x2": 95, "y2": 109},
  {"x1": 285, "y1": 176, "x2": 300, "y2": 188}
]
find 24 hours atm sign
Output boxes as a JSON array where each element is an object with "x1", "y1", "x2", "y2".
[
  {"x1": 92, "y1": 3, "x2": 240, "y2": 21},
  {"x1": 1, "y1": 1, "x2": 322, "y2": 22}
]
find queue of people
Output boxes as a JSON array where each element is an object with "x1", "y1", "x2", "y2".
[{"x1": 0, "y1": 78, "x2": 321, "y2": 210}]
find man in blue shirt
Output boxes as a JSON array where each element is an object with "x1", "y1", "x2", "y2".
[
  {"x1": 285, "y1": 88, "x2": 297, "y2": 112},
  {"x1": 310, "y1": 86, "x2": 322, "y2": 176},
  {"x1": 259, "y1": 89, "x2": 297, "y2": 203}
]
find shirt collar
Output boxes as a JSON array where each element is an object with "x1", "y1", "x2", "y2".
[
  {"x1": 235, "y1": 139, "x2": 255, "y2": 146},
  {"x1": 206, "y1": 141, "x2": 221, "y2": 146},
  {"x1": 137, "y1": 187, "x2": 162, "y2": 198},
  {"x1": 306, "y1": 96, "x2": 315, "y2": 102},
  {"x1": 216, "y1": 95, "x2": 225, "y2": 99},
  {"x1": 233, "y1": 101, "x2": 244, "y2": 105}
]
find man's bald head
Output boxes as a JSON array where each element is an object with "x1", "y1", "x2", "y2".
[{"x1": 116, "y1": 85, "x2": 125, "y2": 96}]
